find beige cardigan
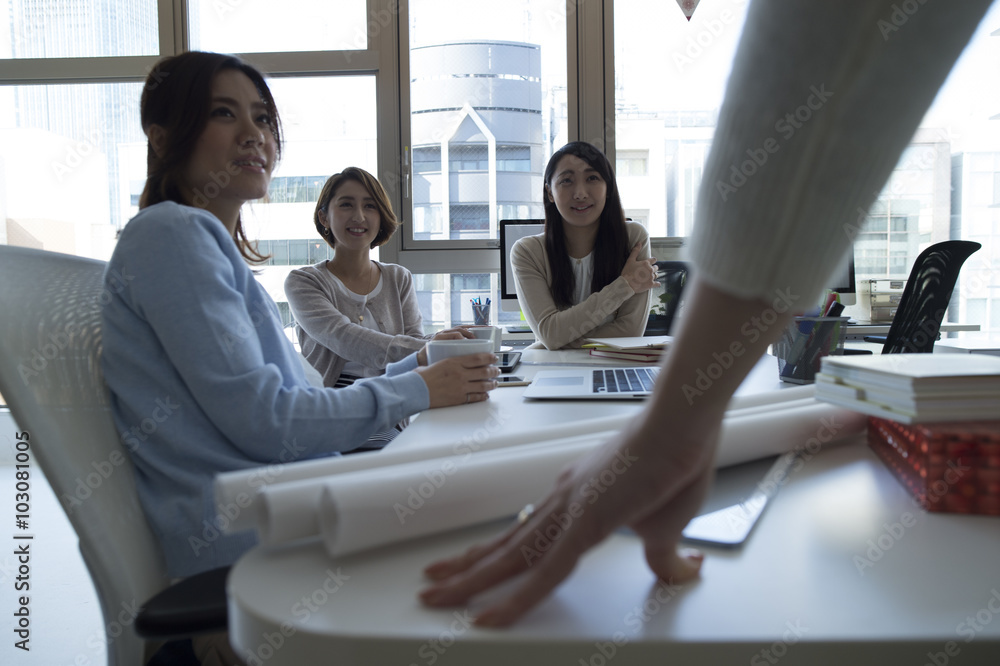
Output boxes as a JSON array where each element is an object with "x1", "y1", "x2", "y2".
[
  {"x1": 284, "y1": 261, "x2": 427, "y2": 387},
  {"x1": 511, "y1": 221, "x2": 651, "y2": 349}
]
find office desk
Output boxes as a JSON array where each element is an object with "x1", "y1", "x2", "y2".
[
  {"x1": 843, "y1": 322, "x2": 980, "y2": 340},
  {"x1": 228, "y1": 352, "x2": 1000, "y2": 665}
]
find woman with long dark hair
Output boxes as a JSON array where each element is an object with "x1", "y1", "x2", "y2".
[{"x1": 511, "y1": 141, "x2": 659, "y2": 349}]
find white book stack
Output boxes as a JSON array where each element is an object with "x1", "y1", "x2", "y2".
[{"x1": 815, "y1": 353, "x2": 1000, "y2": 424}]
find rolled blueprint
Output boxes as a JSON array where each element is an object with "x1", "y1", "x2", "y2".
[
  {"x1": 249, "y1": 397, "x2": 865, "y2": 553},
  {"x1": 216, "y1": 384, "x2": 817, "y2": 534}
]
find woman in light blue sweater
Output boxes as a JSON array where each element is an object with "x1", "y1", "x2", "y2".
[{"x1": 99, "y1": 51, "x2": 499, "y2": 586}]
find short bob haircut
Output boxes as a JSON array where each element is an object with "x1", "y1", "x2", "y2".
[
  {"x1": 542, "y1": 141, "x2": 630, "y2": 309},
  {"x1": 138, "y1": 51, "x2": 282, "y2": 264},
  {"x1": 313, "y1": 167, "x2": 398, "y2": 249}
]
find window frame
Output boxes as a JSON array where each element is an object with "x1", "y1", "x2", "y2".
[{"x1": 0, "y1": 1, "x2": 651, "y2": 275}]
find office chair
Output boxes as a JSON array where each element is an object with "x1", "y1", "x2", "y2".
[
  {"x1": 645, "y1": 260, "x2": 688, "y2": 336},
  {"x1": 0, "y1": 246, "x2": 226, "y2": 666},
  {"x1": 864, "y1": 240, "x2": 981, "y2": 353}
]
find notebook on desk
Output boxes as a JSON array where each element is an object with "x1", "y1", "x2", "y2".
[{"x1": 522, "y1": 366, "x2": 660, "y2": 400}]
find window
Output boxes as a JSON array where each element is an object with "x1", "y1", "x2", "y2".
[
  {"x1": 404, "y1": 0, "x2": 566, "y2": 248},
  {"x1": 4, "y1": 0, "x2": 159, "y2": 59},
  {"x1": 188, "y1": 0, "x2": 367, "y2": 54},
  {"x1": 614, "y1": 1, "x2": 749, "y2": 239},
  {"x1": 4, "y1": 0, "x2": 998, "y2": 335}
]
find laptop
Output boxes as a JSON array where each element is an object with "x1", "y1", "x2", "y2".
[{"x1": 522, "y1": 366, "x2": 659, "y2": 400}]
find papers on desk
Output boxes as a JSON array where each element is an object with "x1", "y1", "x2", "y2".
[{"x1": 215, "y1": 385, "x2": 865, "y2": 558}]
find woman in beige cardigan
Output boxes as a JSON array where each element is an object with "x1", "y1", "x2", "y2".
[
  {"x1": 285, "y1": 168, "x2": 469, "y2": 388},
  {"x1": 511, "y1": 142, "x2": 660, "y2": 349}
]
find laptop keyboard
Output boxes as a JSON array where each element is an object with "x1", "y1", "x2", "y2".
[{"x1": 593, "y1": 367, "x2": 659, "y2": 393}]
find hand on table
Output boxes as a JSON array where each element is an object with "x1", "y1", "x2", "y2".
[
  {"x1": 620, "y1": 242, "x2": 659, "y2": 294},
  {"x1": 418, "y1": 416, "x2": 717, "y2": 626},
  {"x1": 415, "y1": 353, "x2": 500, "y2": 408}
]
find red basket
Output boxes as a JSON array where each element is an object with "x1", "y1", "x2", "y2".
[{"x1": 867, "y1": 417, "x2": 1000, "y2": 515}]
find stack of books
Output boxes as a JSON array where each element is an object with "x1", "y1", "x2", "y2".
[
  {"x1": 814, "y1": 353, "x2": 1000, "y2": 516},
  {"x1": 815, "y1": 354, "x2": 1000, "y2": 423},
  {"x1": 583, "y1": 336, "x2": 671, "y2": 363}
]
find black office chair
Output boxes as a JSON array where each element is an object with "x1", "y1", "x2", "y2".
[
  {"x1": 645, "y1": 260, "x2": 688, "y2": 336},
  {"x1": 865, "y1": 240, "x2": 981, "y2": 354}
]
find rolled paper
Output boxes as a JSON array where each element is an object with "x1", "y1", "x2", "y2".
[
  {"x1": 248, "y1": 398, "x2": 865, "y2": 553},
  {"x1": 215, "y1": 384, "x2": 823, "y2": 534}
]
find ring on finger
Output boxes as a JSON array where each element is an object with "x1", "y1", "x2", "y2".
[{"x1": 517, "y1": 503, "x2": 535, "y2": 525}]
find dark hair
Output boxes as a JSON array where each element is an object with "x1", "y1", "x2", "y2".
[
  {"x1": 313, "y1": 167, "x2": 398, "y2": 250},
  {"x1": 138, "y1": 51, "x2": 282, "y2": 264},
  {"x1": 542, "y1": 141, "x2": 630, "y2": 308}
]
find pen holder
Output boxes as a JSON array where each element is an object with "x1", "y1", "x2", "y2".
[
  {"x1": 774, "y1": 316, "x2": 848, "y2": 384},
  {"x1": 472, "y1": 303, "x2": 490, "y2": 325}
]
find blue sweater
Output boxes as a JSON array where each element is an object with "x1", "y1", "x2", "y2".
[{"x1": 100, "y1": 202, "x2": 430, "y2": 577}]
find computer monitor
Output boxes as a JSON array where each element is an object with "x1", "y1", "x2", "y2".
[
  {"x1": 499, "y1": 219, "x2": 545, "y2": 312},
  {"x1": 827, "y1": 253, "x2": 857, "y2": 306}
]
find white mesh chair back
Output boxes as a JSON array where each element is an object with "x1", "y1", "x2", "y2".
[{"x1": 0, "y1": 245, "x2": 168, "y2": 666}]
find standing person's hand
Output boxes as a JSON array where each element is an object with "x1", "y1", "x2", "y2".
[
  {"x1": 417, "y1": 278, "x2": 794, "y2": 626},
  {"x1": 419, "y1": 410, "x2": 714, "y2": 626},
  {"x1": 620, "y1": 242, "x2": 659, "y2": 294}
]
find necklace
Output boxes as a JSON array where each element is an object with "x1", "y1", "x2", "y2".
[{"x1": 358, "y1": 262, "x2": 376, "y2": 323}]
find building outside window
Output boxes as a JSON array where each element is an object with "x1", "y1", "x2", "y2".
[{"x1": 3, "y1": 0, "x2": 999, "y2": 339}]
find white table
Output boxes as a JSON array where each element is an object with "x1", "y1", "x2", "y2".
[
  {"x1": 228, "y1": 352, "x2": 1000, "y2": 665},
  {"x1": 843, "y1": 322, "x2": 980, "y2": 340}
]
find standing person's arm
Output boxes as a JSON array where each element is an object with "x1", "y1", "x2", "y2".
[{"x1": 419, "y1": 0, "x2": 994, "y2": 625}]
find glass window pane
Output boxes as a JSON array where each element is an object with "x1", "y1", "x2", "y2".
[
  {"x1": 3, "y1": 0, "x2": 158, "y2": 58},
  {"x1": 408, "y1": 0, "x2": 566, "y2": 241},
  {"x1": 0, "y1": 82, "x2": 146, "y2": 259},
  {"x1": 413, "y1": 272, "x2": 530, "y2": 330},
  {"x1": 614, "y1": 1, "x2": 751, "y2": 238},
  {"x1": 188, "y1": 0, "x2": 367, "y2": 54}
]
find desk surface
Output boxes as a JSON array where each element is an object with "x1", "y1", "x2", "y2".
[
  {"x1": 843, "y1": 322, "x2": 980, "y2": 338},
  {"x1": 228, "y1": 351, "x2": 1000, "y2": 665}
]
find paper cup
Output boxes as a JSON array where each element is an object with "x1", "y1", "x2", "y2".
[{"x1": 426, "y1": 338, "x2": 494, "y2": 364}]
